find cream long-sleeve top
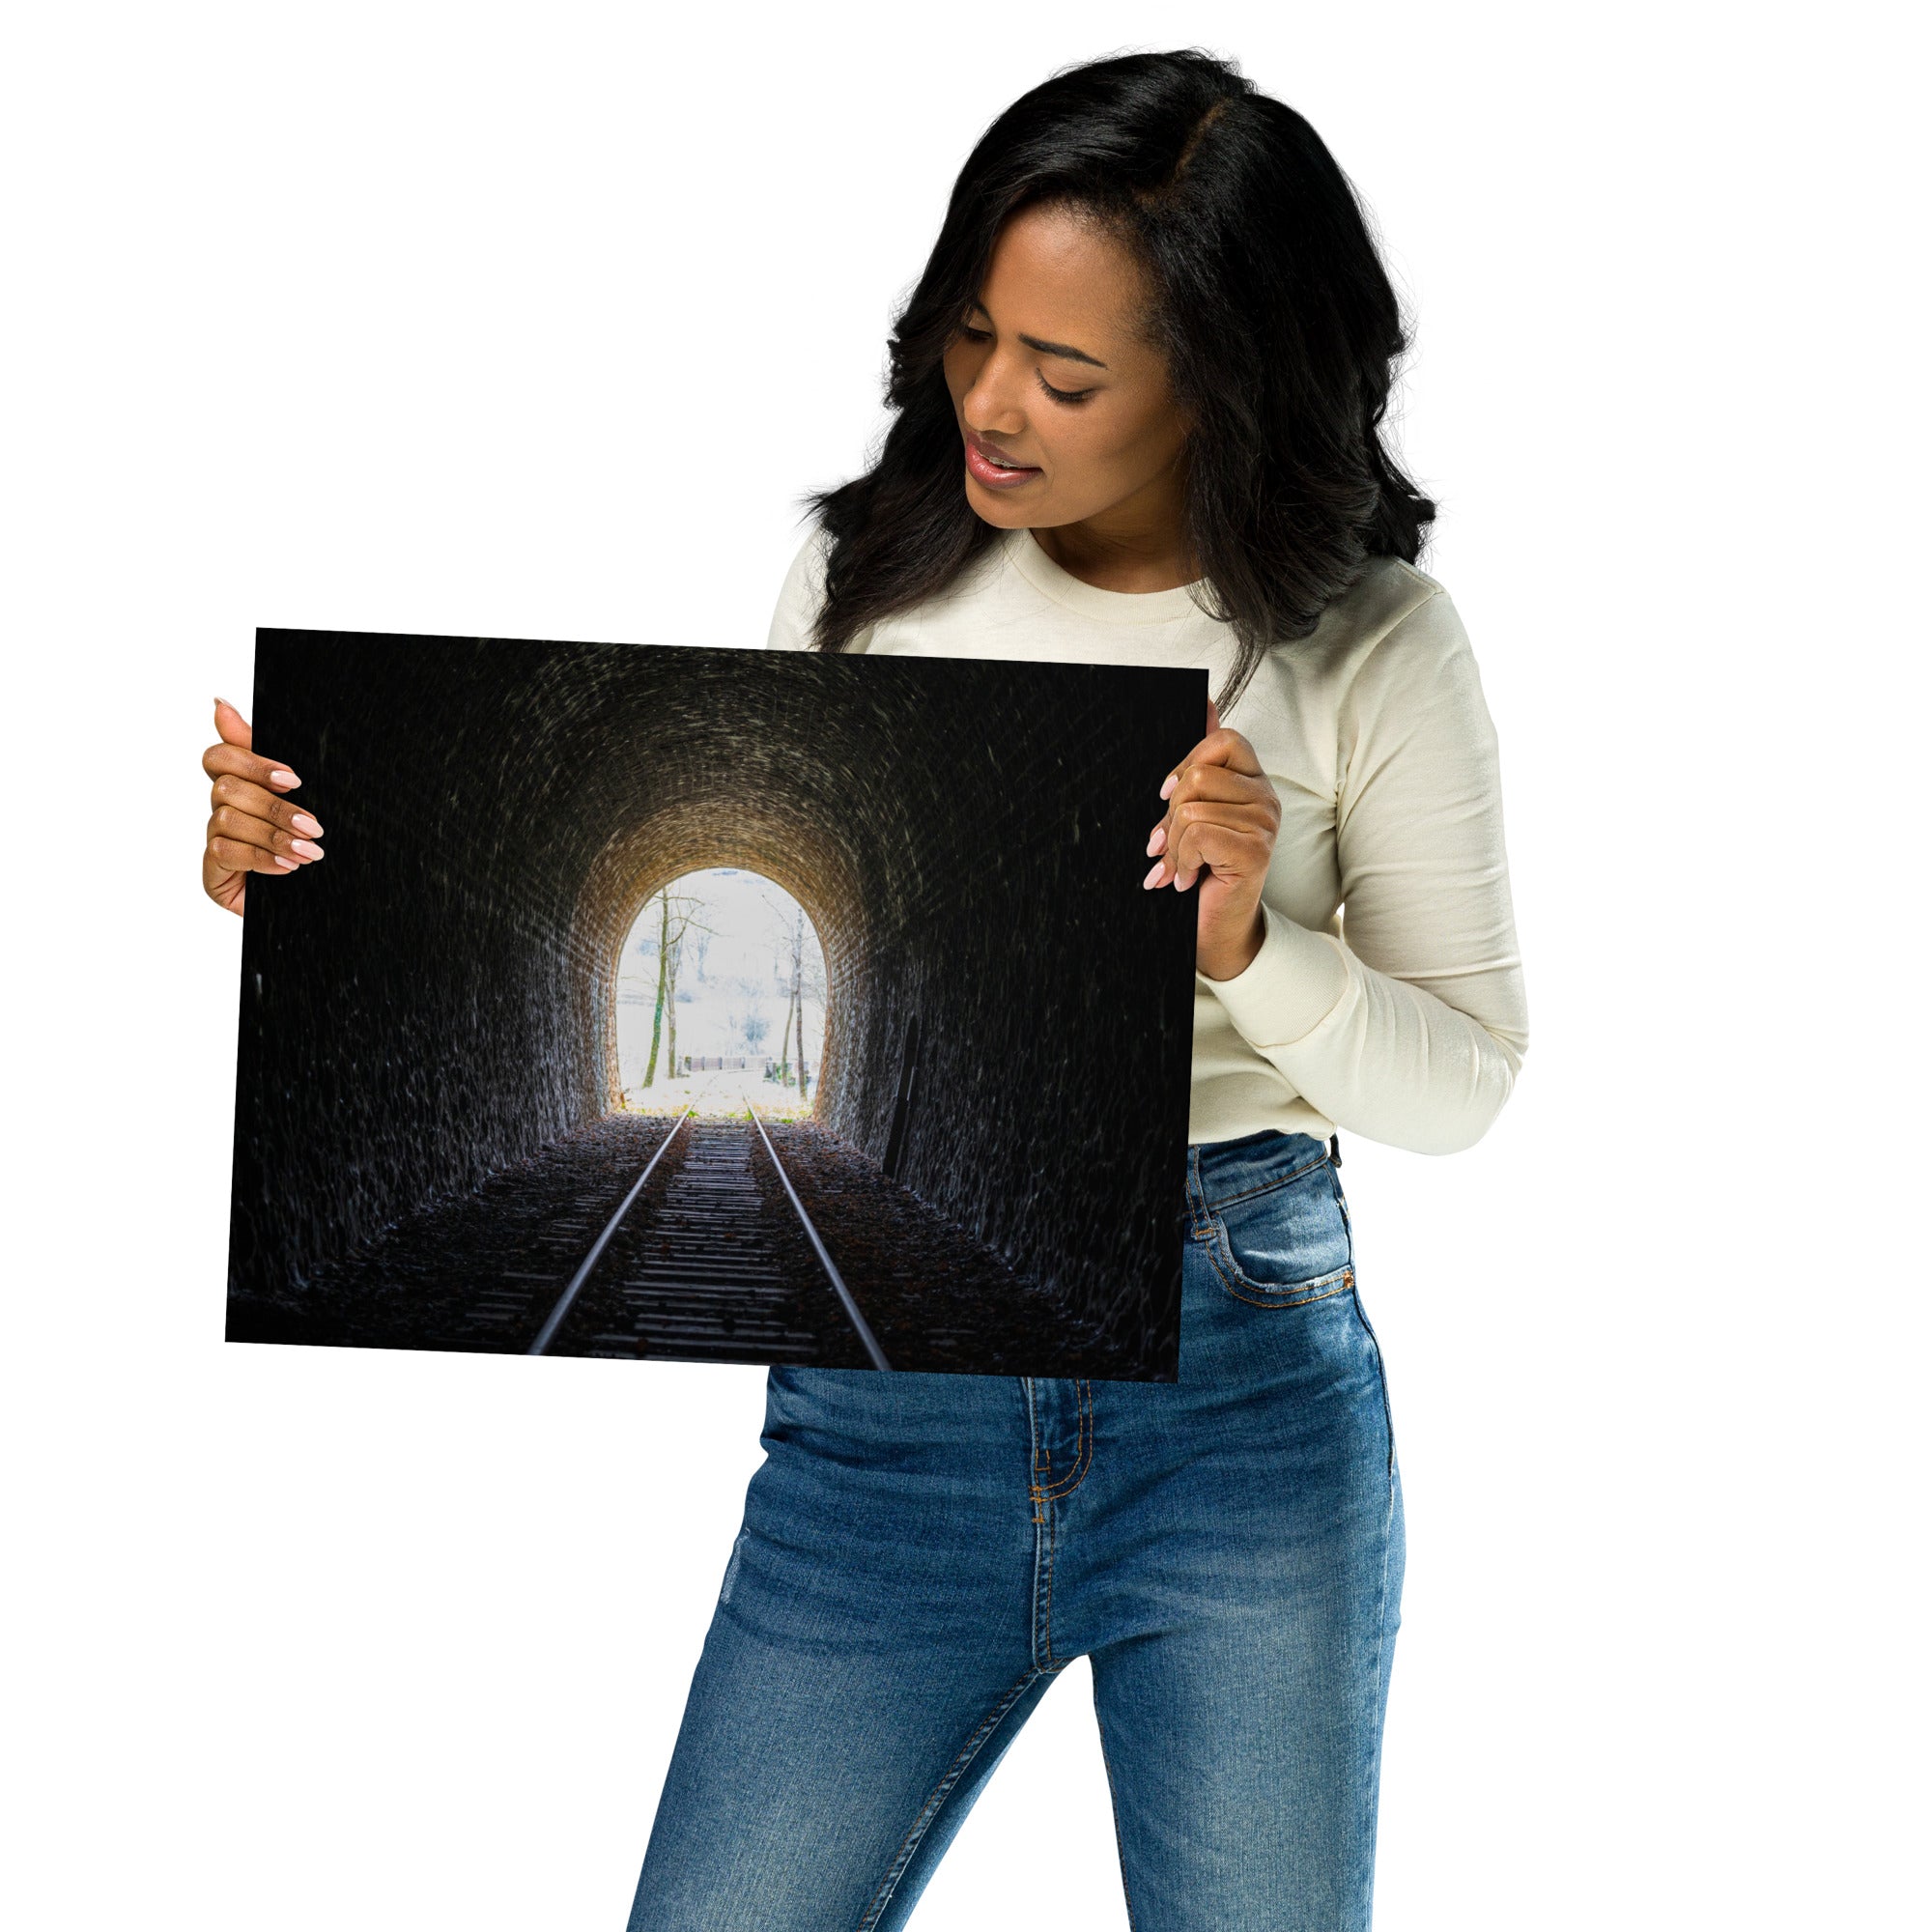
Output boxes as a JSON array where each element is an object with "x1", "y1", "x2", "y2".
[{"x1": 764, "y1": 521, "x2": 1529, "y2": 1156}]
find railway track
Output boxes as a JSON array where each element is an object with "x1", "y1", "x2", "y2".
[{"x1": 527, "y1": 1098, "x2": 891, "y2": 1370}]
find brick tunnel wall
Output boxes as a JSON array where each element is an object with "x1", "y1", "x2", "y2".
[{"x1": 231, "y1": 631, "x2": 1202, "y2": 1365}]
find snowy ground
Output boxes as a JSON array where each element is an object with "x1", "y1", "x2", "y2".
[{"x1": 618, "y1": 1062, "x2": 817, "y2": 1122}]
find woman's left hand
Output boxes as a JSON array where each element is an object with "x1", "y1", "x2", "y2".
[{"x1": 1143, "y1": 696, "x2": 1281, "y2": 980}]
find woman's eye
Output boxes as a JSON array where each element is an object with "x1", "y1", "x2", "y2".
[
  {"x1": 1037, "y1": 373, "x2": 1094, "y2": 406},
  {"x1": 954, "y1": 323, "x2": 1091, "y2": 404}
]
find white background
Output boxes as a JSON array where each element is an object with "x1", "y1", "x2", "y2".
[{"x1": 5, "y1": 3, "x2": 1924, "y2": 1926}]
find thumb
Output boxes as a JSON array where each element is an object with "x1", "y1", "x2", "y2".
[
  {"x1": 1206, "y1": 694, "x2": 1221, "y2": 735},
  {"x1": 213, "y1": 696, "x2": 252, "y2": 751}
]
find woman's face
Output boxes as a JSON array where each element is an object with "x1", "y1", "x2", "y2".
[{"x1": 940, "y1": 202, "x2": 1191, "y2": 541}]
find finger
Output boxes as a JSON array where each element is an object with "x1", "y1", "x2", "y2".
[
  {"x1": 206, "y1": 803, "x2": 326, "y2": 872},
  {"x1": 1144, "y1": 813, "x2": 1272, "y2": 889},
  {"x1": 1159, "y1": 802, "x2": 1276, "y2": 882},
  {"x1": 1165, "y1": 762, "x2": 1274, "y2": 808},
  {"x1": 206, "y1": 838, "x2": 303, "y2": 885},
  {"x1": 213, "y1": 696, "x2": 253, "y2": 751},
  {"x1": 208, "y1": 768, "x2": 326, "y2": 839},
  {"x1": 1159, "y1": 725, "x2": 1263, "y2": 795},
  {"x1": 203, "y1": 734, "x2": 303, "y2": 795},
  {"x1": 206, "y1": 864, "x2": 246, "y2": 916},
  {"x1": 1145, "y1": 788, "x2": 1264, "y2": 860},
  {"x1": 1167, "y1": 827, "x2": 1260, "y2": 893},
  {"x1": 1147, "y1": 767, "x2": 1277, "y2": 863}
]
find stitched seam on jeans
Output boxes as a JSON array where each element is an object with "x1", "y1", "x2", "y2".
[
  {"x1": 1185, "y1": 1187, "x2": 1213, "y2": 1241},
  {"x1": 1038, "y1": 1381, "x2": 1094, "y2": 1499},
  {"x1": 1045, "y1": 1502, "x2": 1061, "y2": 1666},
  {"x1": 1021, "y1": 1381, "x2": 1062, "y2": 1668},
  {"x1": 1028, "y1": 1479, "x2": 1066, "y2": 1668},
  {"x1": 1204, "y1": 1238, "x2": 1355, "y2": 1309},
  {"x1": 1353, "y1": 1293, "x2": 1396, "y2": 1491},
  {"x1": 1027, "y1": 1381, "x2": 1092, "y2": 1498},
  {"x1": 1201, "y1": 1149, "x2": 1331, "y2": 1212},
  {"x1": 1024, "y1": 1381, "x2": 1055, "y2": 1672},
  {"x1": 1024, "y1": 1380, "x2": 1046, "y2": 1526},
  {"x1": 1220, "y1": 1274, "x2": 1355, "y2": 1312},
  {"x1": 856, "y1": 1665, "x2": 1045, "y2": 1931}
]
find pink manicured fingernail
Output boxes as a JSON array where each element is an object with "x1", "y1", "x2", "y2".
[
  {"x1": 272, "y1": 855, "x2": 298, "y2": 869},
  {"x1": 1143, "y1": 860, "x2": 1165, "y2": 889},
  {"x1": 292, "y1": 811, "x2": 324, "y2": 836},
  {"x1": 1146, "y1": 825, "x2": 1167, "y2": 856},
  {"x1": 1159, "y1": 773, "x2": 1178, "y2": 799},
  {"x1": 291, "y1": 838, "x2": 324, "y2": 860},
  {"x1": 269, "y1": 769, "x2": 298, "y2": 787}
]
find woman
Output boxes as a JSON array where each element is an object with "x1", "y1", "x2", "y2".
[{"x1": 201, "y1": 47, "x2": 1527, "y2": 1932}]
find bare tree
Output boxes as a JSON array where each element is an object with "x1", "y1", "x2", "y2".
[
  {"x1": 753, "y1": 885, "x2": 828, "y2": 1097},
  {"x1": 643, "y1": 890, "x2": 670, "y2": 1086},
  {"x1": 668, "y1": 921, "x2": 680, "y2": 1076},
  {"x1": 790, "y1": 908, "x2": 810, "y2": 1099},
  {"x1": 640, "y1": 886, "x2": 719, "y2": 1086},
  {"x1": 775, "y1": 978, "x2": 796, "y2": 1084}
]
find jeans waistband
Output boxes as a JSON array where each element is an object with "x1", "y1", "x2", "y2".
[{"x1": 1186, "y1": 1129, "x2": 1335, "y2": 1215}]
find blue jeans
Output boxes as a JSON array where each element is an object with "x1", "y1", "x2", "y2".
[{"x1": 626, "y1": 1129, "x2": 1405, "y2": 1930}]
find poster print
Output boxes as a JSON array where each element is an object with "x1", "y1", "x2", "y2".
[{"x1": 225, "y1": 630, "x2": 1204, "y2": 1380}]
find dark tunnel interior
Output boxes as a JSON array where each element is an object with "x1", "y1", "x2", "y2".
[{"x1": 230, "y1": 631, "x2": 1204, "y2": 1368}]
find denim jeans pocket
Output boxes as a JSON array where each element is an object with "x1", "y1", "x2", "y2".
[{"x1": 1204, "y1": 1152, "x2": 1355, "y2": 1309}]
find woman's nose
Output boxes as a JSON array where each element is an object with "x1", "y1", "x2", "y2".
[{"x1": 961, "y1": 359, "x2": 1028, "y2": 436}]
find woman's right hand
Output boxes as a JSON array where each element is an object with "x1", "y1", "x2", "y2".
[{"x1": 201, "y1": 697, "x2": 326, "y2": 917}]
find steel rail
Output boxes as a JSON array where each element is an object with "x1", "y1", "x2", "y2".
[
  {"x1": 741, "y1": 1090, "x2": 893, "y2": 1372},
  {"x1": 526, "y1": 1108, "x2": 694, "y2": 1356}
]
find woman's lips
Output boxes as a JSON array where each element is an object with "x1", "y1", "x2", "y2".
[{"x1": 964, "y1": 433, "x2": 1042, "y2": 489}]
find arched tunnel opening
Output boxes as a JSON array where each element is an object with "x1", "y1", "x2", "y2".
[
  {"x1": 613, "y1": 868, "x2": 828, "y2": 1119},
  {"x1": 225, "y1": 631, "x2": 1201, "y2": 1378}
]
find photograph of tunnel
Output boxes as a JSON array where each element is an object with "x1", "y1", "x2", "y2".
[{"x1": 224, "y1": 627, "x2": 1205, "y2": 1379}]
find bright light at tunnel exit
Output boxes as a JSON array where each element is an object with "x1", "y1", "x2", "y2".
[{"x1": 615, "y1": 868, "x2": 828, "y2": 1122}]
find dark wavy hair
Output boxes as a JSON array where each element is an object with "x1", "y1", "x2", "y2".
[{"x1": 801, "y1": 47, "x2": 1436, "y2": 713}]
